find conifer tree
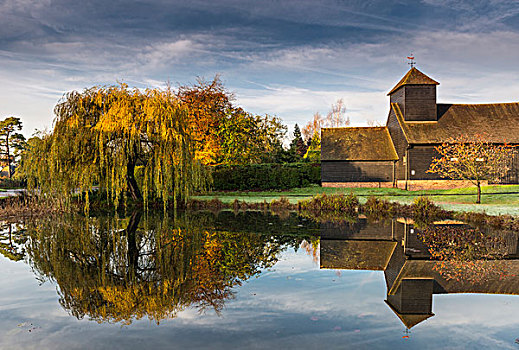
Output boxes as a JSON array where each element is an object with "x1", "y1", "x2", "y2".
[{"x1": 289, "y1": 124, "x2": 307, "y2": 160}]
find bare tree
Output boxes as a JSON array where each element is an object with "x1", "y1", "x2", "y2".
[
  {"x1": 301, "y1": 99, "x2": 349, "y2": 146},
  {"x1": 367, "y1": 119, "x2": 383, "y2": 127},
  {"x1": 326, "y1": 99, "x2": 349, "y2": 128}
]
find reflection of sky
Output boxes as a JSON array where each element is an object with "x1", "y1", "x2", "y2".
[{"x1": 2, "y1": 248, "x2": 519, "y2": 349}]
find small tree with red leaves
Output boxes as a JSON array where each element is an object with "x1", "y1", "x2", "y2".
[{"x1": 428, "y1": 135, "x2": 515, "y2": 204}]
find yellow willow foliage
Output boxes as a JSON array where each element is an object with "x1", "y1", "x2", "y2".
[
  {"x1": 22, "y1": 212, "x2": 284, "y2": 324},
  {"x1": 19, "y1": 84, "x2": 209, "y2": 210}
]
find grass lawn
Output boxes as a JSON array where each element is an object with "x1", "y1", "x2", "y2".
[
  {"x1": 193, "y1": 184, "x2": 519, "y2": 216},
  {"x1": 0, "y1": 188, "x2": 25, "y2": 199}
]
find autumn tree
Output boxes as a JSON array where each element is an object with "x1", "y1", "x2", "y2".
[
  {"x1": 418, "y1": 224, "x2": 513, "y2": 284},
  {"x1": 428, "y1": 135, "x2": 515, "y2": 203},
  {"x1": 177, "y1": 77, "x2": 286, "y2": 165},
  {"x1": 18, "y1": 85, "x2": 209, "y2": 209},
  {"x1": 302, "y1": 112, "x2": 323, "y2": 144},
  {"x1": 176, "y1": 76, "x2": 230, "y2": 164},
  {"x1": 303, "y1": 131, "x2": 321, "y2": 162},
  {"x1": 218, "y1": 112, "x2": 286, "y2": 164},
  {"x1": 0, "y1": 116, "x2": 26, "y2": 178},
  {"x1": 21, "y1": 211, "x2": 286, "y2": 324}
]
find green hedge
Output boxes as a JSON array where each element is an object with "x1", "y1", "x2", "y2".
[
  {"x1": 0, "y1": 177, "x2": 26, "y2": 189},
  {"x1": 212, "y1": 163, "x2": 321, "y2": 191}
]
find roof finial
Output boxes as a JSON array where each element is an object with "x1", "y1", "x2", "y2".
[
  {"x1": 402, "y1": 328, "x2": 411, "y2": 339},
  {"x1": 407, "y1": 54, "x2": 416, "y2": 69}
]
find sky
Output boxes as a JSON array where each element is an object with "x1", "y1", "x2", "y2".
[
  {"x1": 3, "y1": 246, "x2": 519, "y2": 349},
  {"x1": 2, "y1": 0, "x2": 519, "y2": 138}
]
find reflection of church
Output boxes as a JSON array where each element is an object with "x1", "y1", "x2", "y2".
[{"x1": 320, "y1": 218, "x2": 519, "y2": 329}]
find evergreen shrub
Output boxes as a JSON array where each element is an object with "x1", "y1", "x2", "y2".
[{"x1": 212, "y1": 163, "x2": 321, "y2": 191}]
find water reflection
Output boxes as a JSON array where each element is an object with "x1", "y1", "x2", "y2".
[
  {"x1": 320, "y1": 217, "x2": 519, "y2": 329},
  {"x1": 2, "y1": 211, "x2": 317, "y2": 324},
  {"x1": 0, "y1": 221, "x2": 27, "y2": 261},
  {"x1": 2, "y1": 210, "x2": 519, "y2": 333}
]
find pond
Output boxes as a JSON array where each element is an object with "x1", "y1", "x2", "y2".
[{"x1": 1, "y1": 210, "x2": 519, "y2": 349}]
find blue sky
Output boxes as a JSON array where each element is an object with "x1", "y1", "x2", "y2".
[{"x1": 2, "y1": 0, "x2": 519, "y2": 137}]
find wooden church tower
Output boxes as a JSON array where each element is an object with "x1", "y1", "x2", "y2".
[{"x1": 388, "y1": 67, "x2": 440, "y2": 122}]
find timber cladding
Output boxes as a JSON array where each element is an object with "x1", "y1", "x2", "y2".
[
  {"x1": 402, "y1": 85, "x2": 437, "y2": 121},
  {"x1": 320, "y1": 218, "x2": 394, "y2": 240},
  {"x1": 386, "y1": 108, "x2": 408, "y2": 179},
  {"x1": 502, "y1": 150, "x2": 519, "y2": 184},
  {"x1": 390, "y1": 87, "x2": 405, "y2": 110},
  {"x1": 322, "y1": 182, "x2": 395, "y2": 188},
  {"x1": 390, "y1": 85, "x2": 437, "y2": 122},
  {"x1": 408, "y1": 146, "x2": 442, "y2": 180},
  {"x1": 321, "y1": 161, "x2": 394, "y2": 182}
]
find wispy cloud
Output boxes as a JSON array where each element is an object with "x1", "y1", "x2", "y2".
[{"x1": 1, "y1": 0, "x2": 519, "y2": 136}]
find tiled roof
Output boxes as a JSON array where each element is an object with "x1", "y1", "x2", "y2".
[
  {"x1": 321, "y1": 127, "x2": 398, "y2": 161},
  {"x1": 385, "y1": 300, "x2": 434, "y2": 329},
  {"x1": 320, "y1": 240, "x2": 397, "y2": 270},
  {"x1": 391, "y1": 102, "x2": 519, "y2": 144},
  {"x1": 387, "y1": 67, "x2": 439, "y2": 95}
]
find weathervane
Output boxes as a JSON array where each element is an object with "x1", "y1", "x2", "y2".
[
  {"x1": 407, "y1": 54, "x2": 416, "y2": 69},
  {"x1": 402, "y1": 328, "x2": 411, "y2": 339}
]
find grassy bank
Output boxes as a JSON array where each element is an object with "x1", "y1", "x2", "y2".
[
  {"x1": 4, "y1": 184, "x2": 518, "y2": 217},
  {"x1": 193, "y1": 184, "x2": 519, "y2": 216}
]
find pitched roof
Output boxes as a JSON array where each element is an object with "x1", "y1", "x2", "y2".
[
  {"x1": 321, "y1": 127, "x2": 398, "y2": 161},
  {"x1": 320, "y1": 240, "x2": 397, "y2": 270},
  {"x1": 389, "y1": 259, "x2": 519, "y2": 296},
  {"x1": 387, "y1": 67, "x2": 439, "y2": 95},
  {"x1": 391, "y1": 102, "x2": 519, "y2": 144},
  {"x1": 385, "y1": 300, "x2": 434, "y2": 329}
]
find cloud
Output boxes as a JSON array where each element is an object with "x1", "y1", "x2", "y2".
[
  {"x1": 236, "y1": 85, "x2": 386, "y2": 128},
  {"x1": 136, "y1": 39, "x2": 202, "y2": 70},
  {"x1": 1, "y1": 0, "x2": 519, "y2": 138},
  {"x1": 421, "y1": 0, "x2": 519, "y2": 30}
]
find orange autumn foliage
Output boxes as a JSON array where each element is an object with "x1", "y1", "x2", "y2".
[{"x1": 177, "y1": 76, "x2": 286, "y2": 165}]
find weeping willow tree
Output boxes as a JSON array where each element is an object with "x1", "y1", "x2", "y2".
[
  {"x1": 20, "y1": 211, "x2": 287, "y2": 324},
  {"x1": 19, "y1": 84, "x2": 208, "y2": 209}
]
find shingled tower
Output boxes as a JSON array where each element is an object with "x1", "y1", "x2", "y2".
[{"x1": 388, "y1": 67, "x2": 439, "y2": 122}]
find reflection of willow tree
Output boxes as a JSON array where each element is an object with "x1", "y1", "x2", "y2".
[
  {"x1": 23, "y1": 212, "x2": 291, "y2": 324},
  {"x1": 0, "y1": 221, "x2": 27, "y2": 261},
  {"x1": 419, "y1": 225, "x2": 515, "y2": 283}
]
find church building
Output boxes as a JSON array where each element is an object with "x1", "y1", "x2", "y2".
[{"x1": 321, "y1": 67, "x2": 519, "y2": 189}]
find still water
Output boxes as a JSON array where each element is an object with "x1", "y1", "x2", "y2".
[{"x1": 1, "y1": 210, "x2": 519, "y2": 349}]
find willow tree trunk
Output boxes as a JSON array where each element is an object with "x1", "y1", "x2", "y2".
[
  {"x1": 476, "y1": 181, "x2": 481, "y2": 204},
  {"x1": 125, "y1": 210, "x2": 142, "y2": 280},
  {"x1": 126, "y1": 161, "x2": 143, "y2": 201}
]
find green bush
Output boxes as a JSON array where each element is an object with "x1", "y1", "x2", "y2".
[
  {"x1": 362, "y1": 196, "x2": 394, "y2": 218},
  {"x1": 412, "y1": 196, "x2": 444, "y2": 223},
  {"x1": 212, "y1": 163, "x2": 320, "y2": 191},
  {"x1": 299, "y1": 193, "x2": 359, "y2": 216}
]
